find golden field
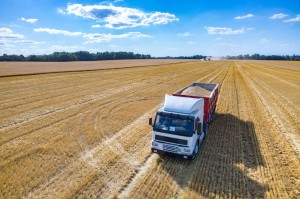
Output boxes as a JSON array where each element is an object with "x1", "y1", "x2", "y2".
[
  {"x1": 0, "y1": 59, "x2": 193, "y2": 77},
  {"x1": 0, "y1": 60, "x2": 299, "y2": 199}
]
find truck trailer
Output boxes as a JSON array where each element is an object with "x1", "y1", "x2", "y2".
[{"x1": 149, "y1": 82, "x2": 219, "y2": 159}]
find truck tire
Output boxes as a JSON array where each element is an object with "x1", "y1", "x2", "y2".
[
  {"x1": 204, "y1": 123, "x2": 209, "y2": 136},
  {"x1": 209, "y1": 107, "x2": 216, "y2": 123},
  {"x1": 191, "y1": 141, "x2": 199, "y2": 160}
]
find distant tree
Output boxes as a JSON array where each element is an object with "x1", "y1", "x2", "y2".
[
  {"x1": 74, "y1": 51, "x2": 92, "y2": 61},
  {"x1": 27, "y1": 55, "x2": 38, "y2": 61}
]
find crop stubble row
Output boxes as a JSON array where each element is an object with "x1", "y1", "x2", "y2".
[
  {"x1": 120, "y1": 61, "x2": 300, "y2": 199},
  {"x1": 0, "y1": 61, "x2": 299, "y2": 198},
  {"x1": 0, "y1": 61, "x2": 223, "y2": 198}
]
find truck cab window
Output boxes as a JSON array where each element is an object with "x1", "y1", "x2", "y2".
[{"x1": 154, "y1": 113, "x2": 195, "y2": 137}]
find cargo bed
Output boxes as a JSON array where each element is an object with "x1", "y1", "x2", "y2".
[{"x1": 173, "y1": 82, "x2": 219, "y2": 123}]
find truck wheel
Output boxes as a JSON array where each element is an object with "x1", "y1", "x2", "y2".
[
  {"x1": 209, "y1": 107, "x2": 216, "y2": 123},
  {"x1": 204, "y1": 123, "x2": 209, "y2": 136},
  {"x1": 191, "y1": 141, "x2": 199, "y2": 160}
]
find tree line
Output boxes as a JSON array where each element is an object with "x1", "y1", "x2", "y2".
[
  {"x1": 0, "y1": 51, "x2": 151, "y2": 62},
  {"x1": 224, "y1": 54, "x2": 300, "y2": 61},
  {"x1": 1, "y1": 51, "x2": 299, "y2": 61},
  {"x1": 155, "y1": 55, "x2": 206, "y2": 59}
]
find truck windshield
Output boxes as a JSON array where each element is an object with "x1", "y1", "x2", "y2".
[{"x1": 153, "y1": 112, "x2": 195, "y2": 137}]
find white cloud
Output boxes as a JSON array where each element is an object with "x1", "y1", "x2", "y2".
[
  {"x1": 0, "y1": 38, "x2": 45, "y2": 49},
  {"x1": 0, "y1": 28, "x2": 43, "y2": 47},
  {"x1": 83, "y1": 32, "x2": 151, "y2": 43},
  {"x1": 15, "y1": 40, "x2": 44, "y2": 44},
  {"x1": 1, "y1": 45, "x2": 83, "y2": 55},
  {"x1": 177, "y1": 32, "x2": 191, "y2": 37},
  {"x1": 34, "y1": 27, "x2": 151, "y2": 43},
  {"x1": 57, "y1": 8, "x2": 66, "y2": 15},
  {"x1": 114, "y1": 0, "x2": 124, "y2": 2},
  {"x1": 0, "y1": 28, "x2": 24, "y2": 39},
  {"x1": 91, "y1": 24, "x2": 102, "y2": 28},
  {"x1": 283, "y1": 14, "x2": 300, "y2": 23},
  {"x1": 234, "y1": 14, "x2": 254, "y2": 20},
  {"x1": 0, "y1": 40, "x2": 15, "y2": 47},
  {"x1": 20, "y1": 17, "x2": 38, "y2": 23},
  {"x1": 246, "y1": 27, "x2": 255, "y2": 30},
  {"x1": 34, "y1": 28, "x2": 83, "y2": 36},
  {"x1": 59, "y1": 3, "x2": 179, "y2": 29},
  {"x1": 187, "y1": 41, "x2": 197, "y2": 44},
  {"x1": 215, "y1": 37, "x2": 222, "y2": 40},
  {"x1": 49, "y1": 45, "x2": 80, "y2": 51},
  {"x1": 205, "y1": 26, "x2": 245, "y2": 35},
  {"x1": 270, "y1": 13, "x2": 288, "y2": 19}
]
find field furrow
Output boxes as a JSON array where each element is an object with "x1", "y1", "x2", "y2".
[{"x1": 0, "y1": 60, "x2": 299, "y2": 199}]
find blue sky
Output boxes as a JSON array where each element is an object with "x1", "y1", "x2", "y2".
[{"x1": 0, "y1": 0, "x2": 299, "y2": 57}]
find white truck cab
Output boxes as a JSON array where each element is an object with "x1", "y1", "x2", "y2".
[{"x1": 149, "y1": 94, "x2": 205, "y2": 159}]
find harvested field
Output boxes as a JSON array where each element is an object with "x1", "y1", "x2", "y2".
[
  {"x1": 0, "y1": 60, "x2": 299, "y2": 199},
  {"x1": 250, "y1": 60, "x2": 300, "y2": 70},
  {"x1": 0, "y1": 59, "x2": 195, "y2": 77}
]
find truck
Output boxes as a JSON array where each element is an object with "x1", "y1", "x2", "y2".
[{"x1": 149, "y1": 82, "x2": 219, "y2": 159}]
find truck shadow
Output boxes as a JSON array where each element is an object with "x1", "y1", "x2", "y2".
[{"x1": 157, "y1": 113, "x2": 267, "y2": 198}]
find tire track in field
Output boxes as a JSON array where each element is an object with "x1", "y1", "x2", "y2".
[
  {"x1": 0, "y1": 63, "x2": 219, "y2": 163},
  {"x1": 244, "y1": 66, "x2": 300, "y2": 127},
  {"x1": 247, "y1": 63, "x2": 299, "y2": 89},
  {"x1": 0, "y1": 62, "x2": 231, "y2": 199},
  {"x1": 0, "y1": 71, "x2": 146, "y2": 119},
  {"x1": 0, "y1": 62, "x2": 215, "y2": 130},
  {"x1": 0, "y1": 74, "x2": 136, "y2": 111},
  {"x1": 237, "y1": 62, "x2": 300, "y2": 198},
  {"x1": 244, "y1": 64, "x2": 300, "y2": 111},
  {"x1": 0, "y1": 82, "x2": 145, "y2": 132},
  {"x1": 118, "y1": 63, "x2": 231, "y2": 199},
  {"x1": 239, "y1": 63, "x2": 300, "y2": 157},
  {"x1": 23, "y1": 106, "x2": 158, "y2": 199},
  {"x1": 0, "y1": 64, "x2": 166, "y2": 106},
  {"x1": 59, "y1": 62, "x2": 227, "y2": 199},
  {"x1": 120, "y1": 62, "x2": 299, "y2": 199},
  {"x1": 69, "y1": 62, "x2": 225, "y2": 196},
  {"x1": 0, "y1": 88, "x2": 152, "y2": 164},
  {"x1": 247, "y1": 62, "x2": 300, "y2": 80}
]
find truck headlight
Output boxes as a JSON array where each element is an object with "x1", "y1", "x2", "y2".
[
  {"x1": 152, "y1": 141, "x2": 159, "y2": 147},
  {"x1": 183, "y1": 148, "x2": 191, "y2": 153}
]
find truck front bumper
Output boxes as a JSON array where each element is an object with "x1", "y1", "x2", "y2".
[{"x1": 151, "y1": 148, "x2": 192, "y2": 159}]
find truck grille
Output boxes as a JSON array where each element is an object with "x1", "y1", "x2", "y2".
[
  {"x1": 155, "y1": 135, "x2": 188, "y2": 145},
  {"x1": 163, "y1": 144, "x2": 177, "y2": 153}
]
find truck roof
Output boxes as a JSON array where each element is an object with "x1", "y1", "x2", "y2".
[{"x1": 163, "y1": 94, "x2": 204, "y2": 114}]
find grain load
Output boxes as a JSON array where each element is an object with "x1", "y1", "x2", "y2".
[{"x1": 181, "y1": 86, "x2": 211, "y2": 97}]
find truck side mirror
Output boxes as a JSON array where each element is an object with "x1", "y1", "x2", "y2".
[{"x1": 149, "y1": 117, "x2": 153, "y2": 126}]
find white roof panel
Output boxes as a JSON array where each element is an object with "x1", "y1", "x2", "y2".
[{"x1": 163, "y1": 94, "x2": 204, "y2": 114}]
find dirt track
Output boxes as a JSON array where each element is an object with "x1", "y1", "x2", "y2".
[{"x1": 0, "y1": 61, "x2": 299, "y2": 198}]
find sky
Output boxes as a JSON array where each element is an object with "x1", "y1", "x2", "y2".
[{"x1": 0, "y1": 0, "x2": 299, "y2": 57}]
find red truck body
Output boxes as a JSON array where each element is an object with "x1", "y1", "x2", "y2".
[{"x1": 173, "y1": 82, "x2": 219, "y2": 123}]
